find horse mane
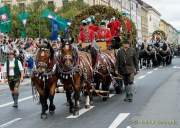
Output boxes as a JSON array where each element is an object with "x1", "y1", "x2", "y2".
[{"x1": 47, "y1": 42, "x2": 54, "y2": 59}]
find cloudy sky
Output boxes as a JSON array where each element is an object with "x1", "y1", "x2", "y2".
[{"x1": 143, "y1": 0, "x2": 180, "y2": 30}]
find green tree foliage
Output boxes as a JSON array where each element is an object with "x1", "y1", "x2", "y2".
[
  {"x1": 58, "y1": 0, "x2": 88, "y2": 20},
  {"x1": 70, "y1": 5, "x2": 137, "y2": 45},
  {"x1": 9, "y1": 0, "x2": 51, "y2": 38}
]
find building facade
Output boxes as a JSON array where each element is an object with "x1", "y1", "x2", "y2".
[
  {"x1": 147, "y1": 8, "x2": 161, "y2": 39},
  {"x1": 159, "y1": 19, "x2": 178, "y2": 44},
  {"x1": 141, "y1": 5, "x2": 148, "y2": 41},
  {"x1": 0, "y1": 0, "x2": 63, "y2": 8}
]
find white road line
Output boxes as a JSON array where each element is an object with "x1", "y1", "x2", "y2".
[
  {"x1": 126, "y1": 126, "x2": 132, "y2": 128},
  {"x1": 153, "y1": 68, "x2": 158, "y2": 71},
  {"x1": 0, "y1": 118, "x2": 22, "y2": 128},
  {"x1": 173, "y1": 66, "x2": 180, "y2": 69},
  {"x1": 147, "y1": 71, "x2": 153, "y2": 74},
  {"x1": 137, "y1": 75, "x2": 146, "y2": 80},
  {"x1": 109, "y1": 94, "x2": 115, "y2": 98},
  {"x1": 66, "y1": 106, "x2": 95, "y2": 119},
  {"x1": 0, "y1": 96, "x2": 33, "y2": 108},
  {"x1": 108, "y1": 113, "x2": 130, "y2": 128}
]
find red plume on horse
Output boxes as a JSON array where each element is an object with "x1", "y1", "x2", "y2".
[
  {"x1": 31, "y1": 40, "x2": 58, "y2": 119},
  {"x1": 57, "y1": 36, "x2": 93, "y2": 115}
]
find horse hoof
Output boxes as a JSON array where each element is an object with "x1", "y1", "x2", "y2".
[
  {"x1": 41, "y1": 113, "x2": 47, "y2": 119},
  {"x1": 49, "y1": 105, "x2": 56, "y2": 112},
  {"x1": 69, "y1": 108, "x2": 73, "y2": 114},
  {"x1": 102, "y1": 97, "x2": 108, "y2": 101},
  {"x1": 73, "y1": 111, "x2": 79, "y2": 116},
  {"x1": 90, "y1": 101, "x2": 94, "y2": 105},
  {"x1": 85, "y1": 105, "x2": 90, "y2": 109},
  {"x1": 49, "y1": 111, "x2": 55, "y2": 115}
]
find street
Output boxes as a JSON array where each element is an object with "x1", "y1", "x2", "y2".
[{"x1": 0, "y1": 58, "x2": 180, "y2": 128}]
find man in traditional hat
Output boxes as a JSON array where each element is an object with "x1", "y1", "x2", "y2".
[
  {"x1": 78, "y1": 20, "x2": 95, "y2": 47},
  {"x1": 3, "y1": 50, "x2": 24, "y2": 108},
  {"x1": 116, "y1": 37, "x2": 138, "y2": 102},
  {"x1": 95, "y1": 20, "x2": 112, "y2": 48},
  {"x1": 87, "y1": 16, "x2": 98, "y2": 32}
]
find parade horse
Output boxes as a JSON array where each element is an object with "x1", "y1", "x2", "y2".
[
  {"x1": 57, "y1": 38, "x2": 93, "y2": 115},
  {"x1": 138, "y1": 44, "x2": 154, "y2": 68},
  {"x1": 159, "y1": 42, "x2": 172, "y2": 66},
  {"x1": 31, "y1": 41, "x2": 58, "y2": 119},
  {"x1": 89, "y1": 45, "x2": 122, "y2": 100},
  {"x1": 94, "y1": 50, "x2": 117, "y2": 100}
]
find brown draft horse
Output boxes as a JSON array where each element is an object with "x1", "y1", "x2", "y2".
[
  {"x1": 58, "y1": 38, "x2": 93, "y2": 115},
  {"x1": 91, "y1": 47, "x2": 122, "y2": 101},
  {"x1": 31, "y1": 41, "x2": 58, "y2": 119}
]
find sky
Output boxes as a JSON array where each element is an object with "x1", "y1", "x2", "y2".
[{"x1": 143, "y1": 0, "x2": 180, "y2": 30}]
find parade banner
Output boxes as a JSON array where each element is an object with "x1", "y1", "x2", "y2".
[
  {"x1": 41, "y1": 8, "x2": 68, "y2": 30},
  {"x1": 18, "y1": 12, "x2": 29, "y2": 38},
  {"x1": 51, "y1": 20, "x2": 59, "y2": 40},
  {"x1": 0, "y1": 5, "x2": 11, "y2": 33}
]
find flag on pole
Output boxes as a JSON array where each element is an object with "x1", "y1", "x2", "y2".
[
  {"x1": 18, "y1": 12, "x2": 29, "y2": 26},
  {"x1": 0, "y1": 5, "x2": 11, "y2": 33},
  {"x1": 18, "y1": 12, "x2": 29, "y2": 38},
  {"x1": 41, "y1": 8, "x2": 68, "y2": 30},
  {"x1": 51, "y1": 20, "x2": 59, "y2": 40}
]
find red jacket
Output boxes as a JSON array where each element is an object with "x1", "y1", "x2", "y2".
[
  {"x1": 95, "y1": 27, "x2": 112, "y2": 42},
  {"x1": 89, "y1": 24, "x2": 99, "y2": 32},
  {"x1": 78, "y1": 29, "x2": 95, "y2": 44},
  {"x1": 107, "y1": 19, "x2": 121, "y2": 37},
  {"x1": 125, "y1": 19, "x2": 132, "y2": 33}
]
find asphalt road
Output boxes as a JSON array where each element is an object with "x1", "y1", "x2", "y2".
[{"x1": 0, "y1": 58, "x2": 180, "y2": 128}]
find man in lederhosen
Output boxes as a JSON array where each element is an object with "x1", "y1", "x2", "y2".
[
  {"x1": 3, "y1": 50, "x2": 24, "y2": 108},
  {"x1": 116, "y1": 38, "x2": 138, "y2": 102}
]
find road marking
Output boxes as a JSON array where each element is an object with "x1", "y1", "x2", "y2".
[
  {"x1": 108, "y1": 113, "x2": 130, "y2": 128},
  {"x1": 147, "y1": 71, "x2": 153, "y2": 74},
  {"x1": 109, "y1": 94, "x2": 115, "y2": 98},
  {"x1": 0, "y1": 96, "x2": 33, "y2": 108},
  {"x1": 126, "y1": 126, "x2": 132, "y2": 128},
  {"x1": 153, "y1": 68, "x2": 158, "y2": 71},
  {"x1": 173, "y1": 66, "x2": 180, "y2": 69},
  {"x1": 66, "y1": 106, "x2": 95, "y2": 119},
  {"x1": 0, "y1": 118, "x2": 22, "y2": 128},
  {"x1": 137, "y1": 75, "x2": 146, "y2": 80}
]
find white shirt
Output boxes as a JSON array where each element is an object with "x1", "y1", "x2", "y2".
[{"x1": 3, "y1": 58, "x2": 24, "y2": 76}]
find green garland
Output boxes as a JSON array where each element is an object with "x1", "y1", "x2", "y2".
[
  {"x1": 152, "y1": 30, "x2": 167, "y2": 41},
  {"x1": 70, "y1": 5, "x2": 137, "y2": 46}
]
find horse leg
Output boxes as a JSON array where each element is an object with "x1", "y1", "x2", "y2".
[
  {"x1": 73, "y1": 90, "x2": 80, "y2": 116},
  {"x1": 49, "y1": 83, "x2": 56, "y2": 114},
  {"x1": 84, "y1": 82, "x2": 92, "y2": 109},
  {"x1": 139, "y1": 58, "x2": 142, "y2": 69},
  {"x1": 102, "y1": 76, "x2": 111, "y2": 101},
  {"x1": 40, "y1": 95, "x2": 48, "y2": 119},
  {"x1": 66, "y1": 90, "x2": 74, "y2": 113}
]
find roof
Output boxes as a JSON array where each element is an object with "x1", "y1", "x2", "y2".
[{"x1": 141, "y1": 1, "x2": 161, "y2": 16}]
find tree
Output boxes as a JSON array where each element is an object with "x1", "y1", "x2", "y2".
[
  {"x1": 58, "y1": 0, "x2": 88, "y2": 20},
  {"x1": 9, "y1": 0, "x2": 51, "y2": 38}
]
